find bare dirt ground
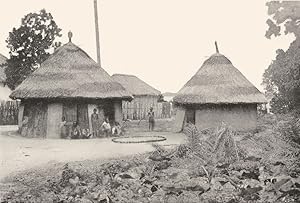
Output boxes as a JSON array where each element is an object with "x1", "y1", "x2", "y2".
[{"x1": 0, "y1": 125, "x2": 186, "y2": 181}]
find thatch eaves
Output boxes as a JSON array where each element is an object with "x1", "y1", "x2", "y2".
[
  {"x1": 173, "y1": 53, "x2": 267, "y2": 104},
  {"x1": 112, "y1": 74, "x2": 161, "y2": 96},
  {"x1": 10, "y1": 42, "x2": 133, "y2": 100}
]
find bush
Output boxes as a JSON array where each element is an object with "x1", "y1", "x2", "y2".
[{"x1": 183, "y1": 123, "x2": 245, "y2": 165}]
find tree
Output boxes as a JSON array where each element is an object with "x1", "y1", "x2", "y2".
[
  {"x1": 263, "y1": 1, "x2": 300, "y2": 114},
  {"x1": 5, "y1": 9, "x2": 62, "y2": 90}
]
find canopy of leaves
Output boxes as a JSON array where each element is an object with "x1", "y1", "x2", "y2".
[
  {"x1": 265, "y1": 1, "x2": 300, "y2": 39},
  {"x1": 263, "y1": 40, "x2": 300, "y2": 113},
  {"x1": 5, "y1": 9, "x2": 62, "y2": 90},
  {"x1": 263, "y1": 2, "x2": 300, "y2": 114}
]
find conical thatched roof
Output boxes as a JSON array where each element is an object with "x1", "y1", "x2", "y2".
[
  {"x1": 173, "y1": 53, "x2": 266, "y2": 104},
  {"x1": 10, "y1": 42, "x2": 132, "y2": 100},
  {"x1": 0, "y1": 53, "x2": 8, "y2": 82},
  {"x1": 112, "y1": 74, "x2": 161, "y2": 96}
]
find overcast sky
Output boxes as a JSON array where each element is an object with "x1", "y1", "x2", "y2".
[{"x1": 0, "y1": 0, "x2": 295, "y2": 93}]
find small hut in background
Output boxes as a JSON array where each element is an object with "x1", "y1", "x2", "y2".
[
  {"x1": 112, "y1": 74, "x2": 169, "y2": 120},
  {"x1": 0, "y1": 54, "x2": 12, "y2": 101},
  {"x1": 10, "y1": 34, "x2": 132, "y2": 138},
  {"x1": 173, "y1": 43, "x2": 266, "y2": 132}
]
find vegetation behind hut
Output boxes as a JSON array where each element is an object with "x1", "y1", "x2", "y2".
[
  {"x1": 5, "y1": 9, "x2": 62, "y2": 90},
  {"x1": 263, "y1": 1, "x2": 300, "y2": 114}
]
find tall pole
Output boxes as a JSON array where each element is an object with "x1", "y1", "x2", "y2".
[{"x1": 94, "y1": 0, "x2": 101, "y2": 66}]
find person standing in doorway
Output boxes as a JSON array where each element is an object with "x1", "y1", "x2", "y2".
[
  {"x1": 59, "y1": 116, "x2": 67, "y2": 138},
  {"x1": 91, "y1": 108, "x2": 99, "y2": 137},
  {"x1": 148, "y1": 107, "x2": 155, "y2": 131}
]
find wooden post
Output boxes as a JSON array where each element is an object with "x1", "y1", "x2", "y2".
[
  {"x1": 173, "y1": 106, "x2": 185, "y2": 132},
  {"x1": 88, "y1": 104, "x2": 98, "y2": 133},
  {"x1": 46, "y1": 103, "x2": 63, "y2": 138},
  {"x1": 94, "y1": 0, "x2": 101, "y2": 65},
  {"x1": 114, "y1": 100, "x2": 122, "y2": 123},
  {"x1": 18, "y1": 103, "x2": 24, "y2": 130}
]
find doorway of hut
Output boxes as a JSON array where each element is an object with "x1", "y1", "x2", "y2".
[
  {"x1": 185, "y1": 108, "x2": 195, "y2": 125},
  {"x1": 98, "y1": 101, "x2": 115, "y2": 125},
  {"x1": 63, "y1": 102, "x2": 116, "y2": 127},
  {"x1": 63, "y1": 102, "x2": 89, "y2": 131}
]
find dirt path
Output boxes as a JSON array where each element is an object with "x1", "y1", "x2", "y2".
[{"x1": 0, "y1": 126, "x2": 185, "y2": 181}]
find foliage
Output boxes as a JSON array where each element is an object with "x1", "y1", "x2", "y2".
[
  {"x1": 265, "y1": 1, "x2": 300, "y2": 39},
  {"x1": 0, "y1": 101, "x2": 18, "y2": 125},
  {"x1": 1, "y1": 118, "x2": 300, "y2": 203},
  {"x1": 5, "y1": 9, "x2": 62, "y2": 90},
  {"x1": 275, "y1": 114, "x2": 300, "y2": 146},
  {"x1": 262, "y1": 39, "x2": 300, "y2": 114},
  {"x1": 263, "y1": 1, "x2": 300, "y2": 114},
  {"x1": 183, "y1": 123, "x2": 245, "y2": 165}
]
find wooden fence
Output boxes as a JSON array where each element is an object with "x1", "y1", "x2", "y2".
[
  {"x1": 122, "y1": 101, "x2": 172, "y2": 120},
  {"x1": 0, "y1": 100, "x2": 19, "y2": 125},
  {"x1": 0, "y1": 100, "x2": 173, "y2": 125}
]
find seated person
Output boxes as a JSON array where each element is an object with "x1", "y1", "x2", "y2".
[
  {"x1": 71, "y1": 121, "x2": 81, "y2": 139},
  {"x1": 100, "y1": 118, "x2": 111, "y2": 137},
  {"x1": 112, "y1": 121, "x2": 122, "y2": 136},
  {"x1": 81, "y1": 128, "x2": 92, "y2": 139}
]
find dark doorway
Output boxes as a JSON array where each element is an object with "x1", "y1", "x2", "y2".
[
  {"x1": 77, "y1": 104, "x2": 89, "y2": 129},
  {"x1": 99, "y1": 100, "x2": 115, "y2": 124},
  {"x1": 186, "y1": 109, "x2": 195, "y2": 124}
]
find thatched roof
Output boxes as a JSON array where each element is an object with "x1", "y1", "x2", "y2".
[
  {"x1": 173, "y1": 53, "x2": 267, "y2": 104},
  {"x1": 10, "y1": 42, "x2": 133, "y2": 100},
  {"x1": 0, "y1": 53, "x2": 8, "y2": 83},
  {"x1": 112, "y1": 74, "x2": 161, "y2": 96}
]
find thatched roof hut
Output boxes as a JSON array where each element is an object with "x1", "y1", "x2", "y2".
[
  {"x1": 173, "y1": 43, "x2": 266, "y2": 132},
  {"x1": 11, "y1": 35, "x2": 132, "y2": 138},
  {"x1": 112, "y1": 74, "x2": 160, "y2": 96},
  {"x1": 111, "y1": 74, "x2": 166, "y2": 120},
  {"x1": 173, "y1": 53, "x2": 266, "y2": 104},
  {"x1": 11, "y1": 44, "x2": 132, "y2": 100}
]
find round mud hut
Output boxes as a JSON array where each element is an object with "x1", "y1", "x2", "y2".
[
  {"x1": 173, "y1": 43, "x2": 266, "y2": 132},
  {"x1": 10, "y1": 35, "x2": 132, "y2": 138},
  {"x1": 111, "y1": 74, "x2": 162, "y2": 120}
]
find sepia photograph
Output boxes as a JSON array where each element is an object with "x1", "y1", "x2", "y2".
[{"x1": 0, "y1": 0, "x2": 299, "y2": 202}]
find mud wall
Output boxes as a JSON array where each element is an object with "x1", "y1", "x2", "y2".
[{"x1": 195, "y1": 104, "x2": 258, "y2": 131}]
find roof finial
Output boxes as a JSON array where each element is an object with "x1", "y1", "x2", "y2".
[
  {"x1": 68, "y1": 31, "x2": 73, "y2": 42},
  {"x1": 215, "y1": 41, "x2": 219, "y2": 53}
]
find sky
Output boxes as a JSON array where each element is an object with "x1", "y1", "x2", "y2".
[{"x1": 0, "y1": 0, "x2": 295, "y2": 93}]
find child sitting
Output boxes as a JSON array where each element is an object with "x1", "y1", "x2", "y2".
[
  {"x1": 100, "y1": 118, "x2": 111, "y2": 137},
  {"x1": 81, "y1": 129, "x2": 92, "y2": 139},
  {"x1": 71, "y1": 121, "x2": 81, "y2": 139},
  {"x1": 112, "y1": 121, "x2": 122, "y2": 136}
]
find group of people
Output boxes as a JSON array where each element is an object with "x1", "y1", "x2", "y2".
[
  {"x1": 60, "y1": 108, "x2": 122, "y2": 139},
  {"x1": 91, "y1": 108, "x2": 122, "y2": 137},
  {"x1": 59, "y1": 107, "x2": 156, "y2": 139},
  {"x1": 59, "y1": 118, "x2": 90, "y2": 139}
]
